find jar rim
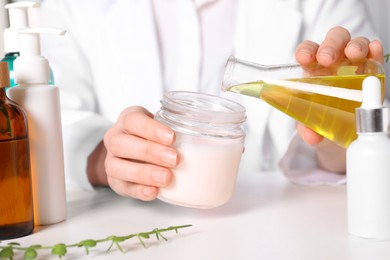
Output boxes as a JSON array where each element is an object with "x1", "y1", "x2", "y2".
[{"x1": 161, "y1": 91, "x2": 246, "y2": 124}]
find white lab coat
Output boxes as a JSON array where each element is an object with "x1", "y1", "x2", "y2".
[{"x1": 39, "y1": 0, "x2": 377, "y2": 189}]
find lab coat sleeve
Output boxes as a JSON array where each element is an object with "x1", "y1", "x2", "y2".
[
  {"x1": 279, "y1": 134, "x2": 347, "y2": 185},
  {"x1": 40, "y1": 0, "x2": 112, "y2": 190},
  {"x1": 276, "y1": 0, "x2": 378, "y2": 185}
]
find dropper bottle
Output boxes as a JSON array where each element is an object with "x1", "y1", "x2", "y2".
[
  {"x1": 2, "y1": 1, "x2": 54, "y2": 87},
  {"x1": 0, "y1": 61, "x2": 34, "y2": 239},
  {"x1": 7, "y1": 27, "x2": 67, "y2": 226},
  {"x1": 347, "y1": 76, "x2": 390, "y2": 240},
  {"x1": 222, "y1": 56, "x2": 386, "y2": 148}
]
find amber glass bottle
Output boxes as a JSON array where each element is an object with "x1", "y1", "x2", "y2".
[{"x1": 0, "y1": 62, "x2": 34, "y2": 239}]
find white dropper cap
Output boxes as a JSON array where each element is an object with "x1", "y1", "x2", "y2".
[
  {"x1": 355, "y1": 76, "x2": 388, "y2": 133},
  {"x1": 3, "y1": 1, "x2": 40, "y2": 53},
  {"x1": 14, "y1": 27, "x2": 66, "y2": 84}
]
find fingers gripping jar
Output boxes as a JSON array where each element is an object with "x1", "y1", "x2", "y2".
[{"x1": 155, "y1": 91, "x2": 246, "y2": 209}]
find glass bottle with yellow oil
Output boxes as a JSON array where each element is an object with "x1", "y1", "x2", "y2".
[
  {"x1": 0, "y1": 62, "x2": 34, "y2": 239},
  {"x1": 222, "y1": 56, "x2": 386, "y2": 148}
]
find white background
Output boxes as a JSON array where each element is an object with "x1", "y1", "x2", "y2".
[
  {"x1": 0, "y1": 0, "x2": 389, "y2": 83},
  {"x1": 0, "y1": 0, "x2": 389, "y2": 59}
]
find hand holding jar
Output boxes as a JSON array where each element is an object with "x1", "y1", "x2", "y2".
[
  {"x1": 102, "y1": 106, "x2": 178, "y2": 201},
  {"x1": 102, "y1": 92, "x2": 246, "y2": 209}
]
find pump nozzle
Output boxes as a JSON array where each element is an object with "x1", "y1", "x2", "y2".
[
  {"x1": 18, "y1": 27, "x2": 66, "y2": 57},
  {"x1": 3, "y1": 1, "x2": 40, "y2": 53},
  {"x1": 14, "y1": 27, "x2": 66, "y2": 84}
]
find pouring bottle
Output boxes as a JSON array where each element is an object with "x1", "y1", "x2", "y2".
[{"x1": 222, "y1": 56, "x2": 385, "y2": 148}]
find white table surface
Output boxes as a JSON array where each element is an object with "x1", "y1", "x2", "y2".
[{"x1": 5, "y1": 171, "x2": 390, "y2": 260}]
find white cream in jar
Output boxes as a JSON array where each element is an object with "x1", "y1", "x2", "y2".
[{"x1": 155, "y1": 91, "x2": 246, "y2": 209}]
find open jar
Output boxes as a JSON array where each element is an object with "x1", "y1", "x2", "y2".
[{"x1": 155, "y1": 91, "x2": 246, "y2": 209}]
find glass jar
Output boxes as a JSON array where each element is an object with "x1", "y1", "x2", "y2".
[{"x1": 155, "y1": 91, "x2": 246, "y2": 209}]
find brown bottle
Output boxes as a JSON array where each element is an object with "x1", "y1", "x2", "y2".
[{"x1": 0, "y1": 62, "x2": 34, "y2": 239}]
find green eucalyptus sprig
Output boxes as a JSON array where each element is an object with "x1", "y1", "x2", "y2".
[
  {"x1": 0, "y1": 224, "x2": 192, "y2": 260},
  {"x1": 385, "y1": 53, "x2": 390, "y2": 63}
]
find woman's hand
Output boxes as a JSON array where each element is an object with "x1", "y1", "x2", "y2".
[
  {"x1": 294, "y1": 26, "x2": 384, "y2": 172},
  {"x1": 94, "y1": 106, "x2": 178, "y2": 200}
]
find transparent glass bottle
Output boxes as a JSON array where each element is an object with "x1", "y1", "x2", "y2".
[
  {"x1": 155, "y1": 91, "x2": 246, "y2": 209},
  {"x1": 0, "y1": 62, "x2": 34, "y2": 239},
  {"x1": 222, "y1": 56, "x2": 386, "y2": 148}
]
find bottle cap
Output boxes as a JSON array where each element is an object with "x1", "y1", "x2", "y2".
[
  {"x1": 355, "y1": 76, "x2": 388, "y2": 133},
  {"x1": 14, "y1": 27, "x2": 66, "y2": 84},
  {"x1": 3, "y1": 1, "x2": 40, "y2": 53},
  {"x1": 0, "y1": 62, "x2": 11, "y2": 88}
]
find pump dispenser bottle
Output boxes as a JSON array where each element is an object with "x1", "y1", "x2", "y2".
[
  {"x1": 0, "y1": 62, "x2": 34, "y2": 239},
  {"x1": 7, "y1": 27, "x2": 67, "y2": 225},
  {"x1": 2, "y1": 1, "x2": 54, "y2": 87},
  {"x1": 346, "y1": 76, "x2": 390, "y2": 240},
  {"x1": 222, "y1": 56, "x2": 386, "y2": 148}
]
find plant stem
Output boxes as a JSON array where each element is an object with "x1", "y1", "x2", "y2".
[{"x1": 0, "y1": 224, "x2": 192, "y2": 259}]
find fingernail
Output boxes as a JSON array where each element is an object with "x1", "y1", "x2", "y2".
[
  {"x1": 347, "y1": 42, "x2": 363, "y2": 52},
  {"x1": 298, "y1": 48, "x2": 314, "y2": 59},
  {"x1": 157, "y1": 128, "x2": 174, "y2": 144},
  {"x1": 161, "y1": 149, "x2": 177, "y2": 166},
  {"x1": 318, "y1": 47, "x2": 335, "y2": 60},
  {"x1": 152, "y1": 170, "x2": 167, "y2": 185}
]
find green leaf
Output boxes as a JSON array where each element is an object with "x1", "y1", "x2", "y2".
[
  {"x1": 6, "y1": 243, "x2": 20, "y2": 247},
  {"x1": 106, "y1": 237, "x2": 125, "y2": 253},
  {"x1": 78, "y1": 240, "x2": 97, "y2": 255},
  {"x1": 137, "y1": 235, "x2": 147, "y2": 248},
  {"x1": 51, "y1": 244, "x2": 67, "y2": 258},
  {"x1": 156, "y1": 232, "x2": 168, "y2": 241},
  {"x1": 138, "y1": 233, "x2": 150, "y2": 239},
  {"x1": 23, "y1": 248, "x2": 38, "y2": 260},
  {"x1": 111, "y1": 236, "x2": 126, "y2": 243},
  {"x1": 27, "y1": 245, "x2": 42, "y2": 250},
  {"x1": 78, "y1": 240, "x2": 97, "y2": 248},
  {"x1": 385, "y1": 53, "x2": 390, "y2": 63},
  {"x1": 0, "y1": 247, "x2": 14, "y2": 258}
]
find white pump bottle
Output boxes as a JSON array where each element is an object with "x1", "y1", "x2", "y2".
[
  {"x1": 2, "y1": 1, "x2": 40, "y2": 87},
  {"x1": 346, "y1": 76, "x2": 390, "y2": 240},
  {"x1": 3, "y1": 1, "x2": 39, "y2": 53},
  {"x1": 1, "y1": 1, "x2": 54, "y2": 87},
  {"x1": 7, "y1": 27, "x2": 67, "y2": 226}
]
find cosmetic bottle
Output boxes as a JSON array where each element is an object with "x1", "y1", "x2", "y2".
[
  {"x1": 7, "y1": 27, "x2": 67, "y2": 225},
  {"x1": 155, "y1": 91, "x2": 246, "y2": 209},
  {"x1": 2, "y1": 1, "x2": 54, "y2": 87},
  {"x1": 222, "y1": 56, "x2": 385, "y2": 148},
  {"x1": 0, "y1": 62, "x2": 34, "y2": 239},
  {"x1": 346, "y1": 76, "x2": 390, "y2": 240}
]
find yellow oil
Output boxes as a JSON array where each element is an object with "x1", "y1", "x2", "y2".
[{"x1": 227, "y1": 74, "x2": 386, "y2": 148}]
